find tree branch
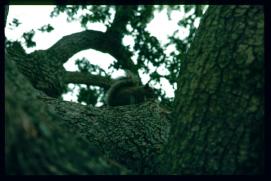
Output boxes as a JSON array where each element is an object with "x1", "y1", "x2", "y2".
[
  {"x1": 39, "y1": 96, "x2": 170, "y2": 174},
  {"x1": 63, "y1": 71, "x2": 112, "y2": 89},
  {"x1": 47, "y1": 29, "x2": 137, "y2": 75},
  {"x1": 47, "y1": 30, "x2": 106, "y2": 64},
  {"x1": 5, "y1": 49, "x2": 131, "y2": 174},
  {"x1": 106, "y1": 5, "x2": 138, "y2": 74},
  {"x1": 107, "y1": 6, "x2": 136, "y2": 39},
  {"x1": 46, "y1": 6, "x2": 139, "y2": 76}
]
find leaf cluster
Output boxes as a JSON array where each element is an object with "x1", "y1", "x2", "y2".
[{"x1": 75, "y1": 58, "x2": 107, "y2": 106}]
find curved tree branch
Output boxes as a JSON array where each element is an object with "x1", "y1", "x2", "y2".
[
  {"x1": 47, "y1": 6, "x2": 139, "y2": 75},
  {"x1": 11, "y1": 6, "x2": 141, "y2": 96},
  {"x1": 47, "y1": 30, "x2": 107, "y2": 64},
  {"x1": 47, "y1": 29, "x2": 137, "y2": 74}
]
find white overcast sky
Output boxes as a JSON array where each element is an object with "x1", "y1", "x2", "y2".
[{"x1": 5, "y1": 5, "x2": 200, "y2": 105}]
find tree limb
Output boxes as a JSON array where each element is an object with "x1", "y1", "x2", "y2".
[
  {"x1": 63, "y1": 71, "x2": 112, "y2": 89},
  {"x1": 39, "y1": 96, "x2": 170, "y2": 174},
  {"x1": 5, "y1": 49, "x2": 131, "y2": 174},
  {"x1": 47, "y1": 30, "x2": 107, "y2": 64}
]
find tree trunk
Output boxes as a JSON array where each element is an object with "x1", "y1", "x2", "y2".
[{"x1": 160, "y1": 5, "x2": 264, "y2": 174}]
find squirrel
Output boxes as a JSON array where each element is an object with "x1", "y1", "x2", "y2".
[{"x1": 106, "y1": 71, "x2": 157, "y2": 106}]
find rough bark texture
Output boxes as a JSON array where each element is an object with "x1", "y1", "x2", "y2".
[
  {"x1": 160, "y1": 5, "x2": 264, "y2": 174},
  {"x1": 7, "y1": 42, "x2": 66, "y2": 98},
  {"x1": 5, "y1": 47, "x2": 132, "y2": 175},
  {"x1": 39, "y1": 96, "x2": 170, "y2": 174}
]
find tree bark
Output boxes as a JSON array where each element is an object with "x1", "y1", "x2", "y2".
[
  {"x1": 64, "y1": 71, "x2": 112, "y2": 88},
  {"x1": 160, "y1": 5, "x2": 264, "y2": 174},
  {"x1": 5, "y1": 44, "x2": 133, "y2": 174}
]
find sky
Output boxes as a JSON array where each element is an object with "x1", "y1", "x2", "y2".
[{"x1": 5, "y1": 5, "x2": 199, "y2": 105}]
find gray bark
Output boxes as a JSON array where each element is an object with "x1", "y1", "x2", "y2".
[{"x1": 160, "y1": 5, "x2": 264, "y2": 174}]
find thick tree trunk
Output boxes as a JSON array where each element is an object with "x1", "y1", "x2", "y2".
[{"x1": 160, "y1": 5, "x2": 264, "y2": 174}]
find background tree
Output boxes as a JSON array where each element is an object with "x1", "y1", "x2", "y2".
[{"x1": 5, "y1": 5, "x2": 264, "y2": 174}]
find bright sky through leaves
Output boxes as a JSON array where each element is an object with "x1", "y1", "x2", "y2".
[{"x1": 5, "y1": 5, "x2": 198, "y2": 104}]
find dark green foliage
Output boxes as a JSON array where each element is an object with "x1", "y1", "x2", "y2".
[
  {"x1": 73, "y1": 5, "x2": 204, "y2": 85},
  {"x1": 78, "y1": 86, "x2": 100, "y2": 106},
  {"x1": 133, "y1": 31, "x2": 166, "y2": 68},
  {"x1": 50, "y1": 5, "x2": 113, "y2": 28},
  {"x1": 38, "y1": 24, "x2": 54, "y2": 33},
  {"x1": 7, "y1": 5, "x2": 208, "y2": 107},
  {"x1": 128, "y1": 6, "x2": 165, "y2": 71},
  {"x1": 75, "y1": 58, "x2": 107, "y2": 76},
  {"x1": 4, "y1": 5, "x2": 210, "y2": 109},
  {"x1": 80, "y1": 5, "x2": 112, "y2": 28},
  {"x1": 50, "y1": 5, "x2": 81, "y2": 21},
  {"x1": 22, "y1": 29, "x2": 36, "y2": 48},
  {"x1": 10, "y1": 18, "x2": 22, "y2": 27},
  {"x1": 75, "y1": 58, "x2": 107, "y2": 106},
  {"x1": 129, "y1": 5, "x2": 154, "y2": 32}
]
